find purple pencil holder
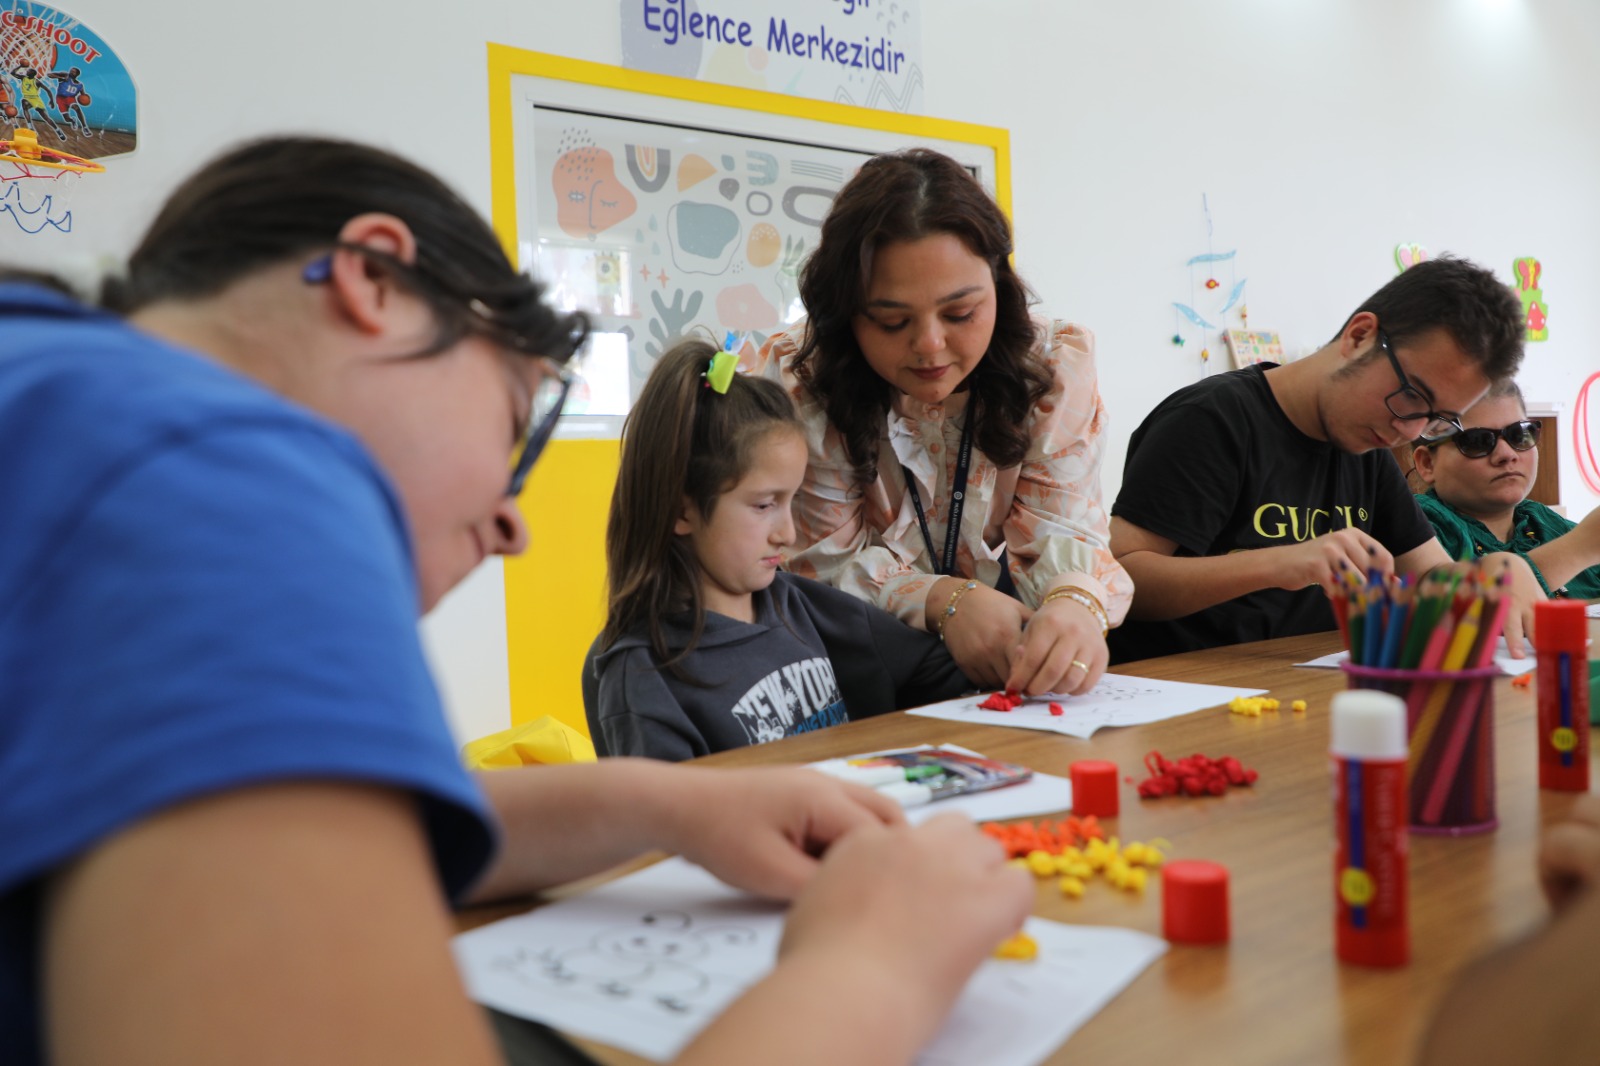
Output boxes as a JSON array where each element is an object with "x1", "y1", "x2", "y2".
[{"x1": 1341, "y1": 663, "x2": 1500, "y2": 836}]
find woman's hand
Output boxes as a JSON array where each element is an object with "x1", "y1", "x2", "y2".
[
  {"x1": 1005, "y1": 595, "x2": 1109, "y2": 696},
  {"x1": 939, "y1": 584, "x2": 1030, "y2": 689}
]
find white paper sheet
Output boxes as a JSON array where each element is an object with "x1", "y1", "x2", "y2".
[
  {"x1": 1587, "y1": 603, "x2": 1600, "y2": 619},
  {"x1": 904, "y1": 676, "x2": 1267, "y2": 740},
  {"x1": 454, "y1": 858, "x2": 1166, "y2": 1065},
  {"x1": 1296, "y1": 637, "x2": 1535, "y2": 676}
]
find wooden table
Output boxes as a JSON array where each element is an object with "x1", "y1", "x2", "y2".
[{"x1": 461, "y1": 628, "x2": 1599, "y2": 1066}]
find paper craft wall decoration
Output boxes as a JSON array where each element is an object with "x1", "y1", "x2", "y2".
[
  {"x1": 1394, "y1": 243, "x2": 1428, "y2": 272},
  {"x1": 1225, "y1": 329, "x2": 1283, "y2": 370},
  {"x1": 1512, "y1": 256, "x2": 1548, "y2": 342},
  {"x1": 1171, "y1": 194, "x2": 1248, "y2": 375}
]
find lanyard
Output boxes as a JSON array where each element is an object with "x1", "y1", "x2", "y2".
[{"x1": 901, "y1": 412, "x2": 974, "y2": 577}]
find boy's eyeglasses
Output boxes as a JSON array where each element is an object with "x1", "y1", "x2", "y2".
[
  {"x1": 1377, "y1": 329, "x2": 1465, "y2": 441},
  {"x1": 507, "y1": 364, "x2": 572, "y2": 497},
  {"x1": 1431, "y1": 419, "x2": 1541, "y2": 460}
]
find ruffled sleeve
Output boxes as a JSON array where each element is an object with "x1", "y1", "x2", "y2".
[{"x1": 1002, "y1": 321, "x2": 1133, "y2": 625}]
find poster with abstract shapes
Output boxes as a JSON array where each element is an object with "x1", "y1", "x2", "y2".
[{"x1": 531, "y1": 105, "x2": 877, "y2": 415}]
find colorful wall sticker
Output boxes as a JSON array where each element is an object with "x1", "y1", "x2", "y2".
[{"x1": 1512, "y1": 256, "x2": 1547, "y2": 342}]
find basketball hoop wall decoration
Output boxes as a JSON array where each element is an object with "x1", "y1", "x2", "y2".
[{"x1": 1, "y1": 1, "x2": 135, "y2": 235}]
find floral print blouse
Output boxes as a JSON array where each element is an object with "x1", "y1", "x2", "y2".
[{"x1": 747, "y1": 319, "x2": 1133, "y2": 632}]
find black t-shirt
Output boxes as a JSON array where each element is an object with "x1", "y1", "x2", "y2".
[{"x1": 1109, "y1": 364, "x2": 1436, "y2": 663}]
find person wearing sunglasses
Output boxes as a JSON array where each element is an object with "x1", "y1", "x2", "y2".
[
  {"x1": 0, "y1": 137, "x2": 1031, "y2": 1066},
  {"x1": 1108, "y1": 257, "x2": 1537, "y2": 664},
  {"x1": 1414, "y1": 380, "x2": 1600, "y2": 601}
]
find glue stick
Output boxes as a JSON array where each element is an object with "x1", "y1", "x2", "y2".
[
  {"x1": 1331, "y1": 690, "x2": 1409, "y2": 967},
  {"x1": 1536, "y1": 600, "x2": 1590, "y2": 792}
]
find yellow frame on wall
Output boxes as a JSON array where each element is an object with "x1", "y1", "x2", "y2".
[{"x1": 485, "y1": 43, "x2": 1010, "y2": 735}]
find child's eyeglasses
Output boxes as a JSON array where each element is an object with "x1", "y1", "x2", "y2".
[
  {"x1": 1432, "y1": 419, "x2": 1541, "y2": 460},
  {"x1": 507, "y1": 364, "x2": 572, "y2": 497}
]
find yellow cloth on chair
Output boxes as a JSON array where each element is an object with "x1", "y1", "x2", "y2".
[{"x1": 461, "y1": 716, "x2": 596, "y2": 769}]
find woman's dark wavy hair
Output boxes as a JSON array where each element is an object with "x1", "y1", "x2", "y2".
[
  {"x1": 101, "y1": 135, "x2": 587, "y2": 366},
  {"x1": 601, "y1": 338, "x2": 804, "y2": 681},
  {"x1": 792, "y1": 148, "x2": 1050, "y2": 486}
]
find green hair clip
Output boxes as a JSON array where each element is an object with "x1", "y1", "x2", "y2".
[{"x1": 704, "y1": 349, "x2": 739, "y2": 394}]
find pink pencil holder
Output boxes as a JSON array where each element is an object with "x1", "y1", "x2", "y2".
[{"x1": 1341, "y1": 663, "x2": 1499, "y2": 836}]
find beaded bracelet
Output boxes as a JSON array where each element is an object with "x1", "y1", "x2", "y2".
[
  {"x1": 1041, "y1": 585, "x2": 1109, "y2": 637},
  {"x1": 937, "y1": 580, "x2": 980, "y2": 642}
]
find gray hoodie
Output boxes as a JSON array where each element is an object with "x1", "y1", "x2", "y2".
[{"x1": 583, "y1": 572, "x2": 973, "y2": 761}]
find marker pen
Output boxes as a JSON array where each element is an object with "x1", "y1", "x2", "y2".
[
  {"x1": 1536, "y1": 600, "x2": 1590, "y2": 792},
  {"x1": 1331, "y1": 690, "x2": 1409, "y2": 967},
  {"x1": 810, "y1": 760, "x2": 908, "y2": 788},
  {"x1": 809, "y1": 764, "x2": 967, "y2": 807},
  {"x1": 810, "y1": 750, "x2": 1032, "y2": 806}
]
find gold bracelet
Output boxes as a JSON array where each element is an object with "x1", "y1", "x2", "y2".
[
  {"x1": 1041, "y1": 586, "x2": 1109, "y2": 637},
  {"x1": 937, "y1": 580, "x2": 980, "y2": 642}
]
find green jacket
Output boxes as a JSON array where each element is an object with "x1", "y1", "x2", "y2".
[{"x1": 1416, "y1": 489, "x2": 1600, "y2": 599}]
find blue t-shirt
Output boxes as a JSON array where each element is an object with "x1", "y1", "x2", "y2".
[{"x1": 0, "y1": 285, "x2": 498, "y2": 1062}]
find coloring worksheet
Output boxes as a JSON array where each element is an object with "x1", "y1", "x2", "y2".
[
  {"x1": 453, "y1": 858, "x2": 1166, "y2": 1065},
  {"x1": 905, "y1": 676, "x2": 1267, "y2": 740}
]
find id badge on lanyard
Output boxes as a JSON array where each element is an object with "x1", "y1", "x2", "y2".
[{"x1": 902, "y1": 413, "x2": 974, "y2": 577}]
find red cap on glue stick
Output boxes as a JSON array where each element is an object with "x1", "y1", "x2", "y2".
[
  {"x1": 1069, "y1": 760, "x2": 1119, "y2": 818},
  {"x1": 1162, "y1": 860, "x2": 1230, "y2": 944}
]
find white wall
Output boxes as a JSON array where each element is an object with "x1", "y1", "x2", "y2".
[
  {"x1": 18, "y1": 0, "x2": 1599, "y2": 740},
  {"x1": 949, "y1": 0, "x2": 1600, "y2": 517}
]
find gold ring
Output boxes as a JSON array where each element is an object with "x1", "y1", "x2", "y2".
[{"x1": 1069, "y1": 659, "x2": 1089, "y2": 673}]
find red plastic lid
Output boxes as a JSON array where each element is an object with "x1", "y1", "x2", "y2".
[
  {"x1": 1163, "y1": 859, "x2": 1230, "y2": 944},
  {"x1": 1069, "y1": 759, "x2": 1120, "y2": 818},
  {"x1": 1536, "y1": 599, "x2": 1589, "y2": 649}
]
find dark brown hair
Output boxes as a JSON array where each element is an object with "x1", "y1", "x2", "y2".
[
  {"x1": 601, "y1": 338, "x2": 804, "y2": 678},
  {"x1": 103, "y1": 136, "x2": 587, "y2": 366},
  {"x1": 1336, "y1": 256, "x2": 1525, "y2": 382},
  {"x1": 791, "y1": 147, "x2": 1050, "y2": 486},
  {"x1": 0, "y1": 267, "x2": 79, "y2": 296}
]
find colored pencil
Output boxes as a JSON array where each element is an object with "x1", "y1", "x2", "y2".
[
  {"x1": 1420, "y1": 572, "x2": 1513, "y2": 825},
  {"x1": 1408, "y1": 598, "x2": 1483, "y2": 774}
]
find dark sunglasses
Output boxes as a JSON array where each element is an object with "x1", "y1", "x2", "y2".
[{"x1": 1432, "y1": 419, "x2": 1541, "y2": 459}]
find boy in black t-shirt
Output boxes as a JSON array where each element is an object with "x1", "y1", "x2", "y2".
[{"x1": 1108, "y1": 257, "x2": 1537, "y2": 664}]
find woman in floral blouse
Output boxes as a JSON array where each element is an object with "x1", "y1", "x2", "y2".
[{"x1": 749, "y1": 148, "x2": 1132, "y2": 696}]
